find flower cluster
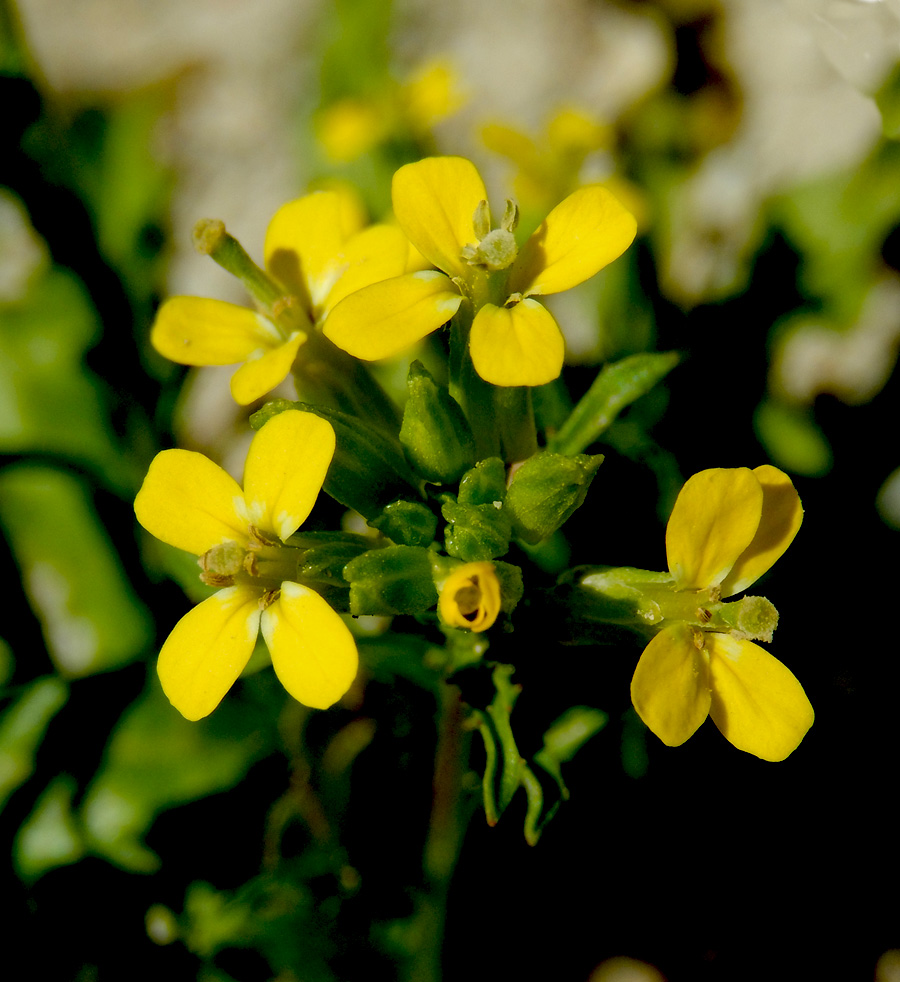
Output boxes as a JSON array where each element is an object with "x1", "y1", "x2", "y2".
[{"x1": 137, "y1": 153, "x2": 812, "y2": 782}]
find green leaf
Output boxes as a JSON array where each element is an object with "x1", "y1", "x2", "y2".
[
  {"x1": 754, "y1": 399, "x2": 832, "y2": 478},
  {"x1": 548, "y1": 351, "x2": 680, "y2": 456},
  {"x1": 79, "y1": 677, "x2": 274, "y2": 872},
  {"x1": 473, "y1": 664, "x2": 523, "y2": 826},
  {"x1": 0, "y1": 676, "x2": 68, "y2": 812},
  {"x1": 14, "y1": 775, "x2": 85, "y2": 881},
  {"x1": 875, "y1": 61, "x2": 900, "y2": 140},
  {"x1": 0, "y1": 465, "x2": 152, "y2": 676},
  {"x1": 524, "y1": 707, "x2": 606, "y2": 845},
  {"x1": 0, "y1": 264, "x2": 136, "y2": 489}
]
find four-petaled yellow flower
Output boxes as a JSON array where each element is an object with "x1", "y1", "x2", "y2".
[
  {"x1": 151, "y1": 190, "x2": 422, "y2": 404},
  {"x1": 630, "y1": 465, "x2": 814, "y2": 761},
  {"x1": 323, "y1": 156, "x2": 637, "y2": 387},
  {"x1": 438, "y1": 561, "x2": 501, "y2": 632},
  {"x1": 134, "y1": 409, "x2": 358, "y2": 720}
]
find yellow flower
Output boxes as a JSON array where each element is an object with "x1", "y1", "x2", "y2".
[
  {"x1": 151, "y1": 190, "x2": 420, "y2": 405},
  {"x1": 323, "y1": 156, "x2": 637, "y2": 387},
  {"x1": 630, "y1": 465, "x2": 814, "y2": 761},
  {"x1": 438, "y1": 561, "x2": 501, "y2": 632},
  {"x1": 134, "y1": 410, "x2": 357, "y2": 720}
]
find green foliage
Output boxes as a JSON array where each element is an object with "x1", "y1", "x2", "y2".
[{"x1": 0, "y1": 466, "x2": 152, "y2": 676}]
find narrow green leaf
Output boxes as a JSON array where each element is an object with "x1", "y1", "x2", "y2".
[{"x1": 548, "y1": 351, "x2": 680, "y2": 455}]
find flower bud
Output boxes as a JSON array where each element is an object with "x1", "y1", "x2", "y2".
[
  {"x1": 505, "y1": 451, "x2": 603, "y2": 544},
  {"x1": 438, "y1": 561, "x2": 502, "y2": 632},
  {"x1": 399, "y1": 362, "x2": 476, "y2": 484},
  {"x1": 343, "y1": 545, "x2": 438, "y2": 615}
]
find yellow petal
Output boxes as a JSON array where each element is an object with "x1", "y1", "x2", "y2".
[
  {"x1": 666, "y1": 468, "x2": 763, "y2": 591},
  {"x1": 157, "y1": 586, "x2": 262, "y2": 721},
  {"x1": 468, "y1": 300, "x2": 565, "y2": 386},
  {"x1": 323, "y1": 270, "x2": 462, "y2": 360},
  {"x1": 229, "y1": 332, "x2": 306, "y2": 405},
  {"x1": 243, "y1": 409, "x2": 335, "y2": 541},
  {"x1": 719, "y1": 465, "x2": 804, "y2": 597},
  {"x1": 438, "y1": 561, "x2": 501, "y2": 632},
  {"x1": 261, "y1": 582, "x2": 358, "y2": 709},
  {"x1": 391, "y1": 156, "x2": 487, "y2": 280},
  {"x1": 507, "y1": 185, "x2": 637, "y2": 297},
  {"x1": 264, "y1": 190, "x2": 365, "y2": 304},
  {"x1": 708, "y1": 634, "x2": 814, "y2": 761},
  {"x1": 630, "y1": 623, "x2": 711, "y2": 747},
  {"x1": 134, "y1": 449, "x2": 248, "y2": 555},
  {"x1": 321, "y1": 224, "x2": 419, "y2": 315},
  {"x1": 151, "y1": 297, "x2": 281, "y2": 366}
]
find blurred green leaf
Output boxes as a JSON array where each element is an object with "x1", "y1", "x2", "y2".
[
  {"x1": 754, "y1": 399, "x2": 832, "y2": 478},
  {"x1": 319, "y1": 0, "x2": 393, "y2": 101},
  {"x1": 80, "y1": 678, "x2": 273, "y2": 872},
  {"x1": 0, "y1": 676, "x2": 68, "y2": 811},
  {"x1": 0, "y1": 262, "x2": 137, "y2": 489},
  {"x1": 0, "y1": 465, "x2": 152, "y2": 677},
  {"x1": 772, "y1": 142, "x2": 900, "y2": 321},
  {"x1": 875, "y1": 61, "x2": 900, "y2": 140},
  {"x1": 15, "y1": 774, "x2": 85, "y2": 881}
]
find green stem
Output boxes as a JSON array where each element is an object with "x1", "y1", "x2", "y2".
[
  {"x1": 494, "y1": 385, "x2": 537, "y2": 462},
  {"x1": 405, "y1": 682, "x2": 472, "y2": 982},
  {"x1": 449, "y1": 309, "x2": 500, "y2": 460}
]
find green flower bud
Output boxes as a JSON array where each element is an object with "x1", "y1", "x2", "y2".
[
  {"x1": 458, "y1": 457, "x2": 507, "y2": 506},
  {"x1": 399, "y1": 362, "x2": 476, "y2": 484},
  {"x1": 343, "y1": 545, "x2": 438, "y2": 615},
  {"x1": 505, "y1": 451, "x2": 603, "y2": 544},
  {"x1": 369, "y1": 499, "x2": 438, "y2": 547},
  {"x1": 441, "y1": 498, "x2": 511, "y2": 562}
]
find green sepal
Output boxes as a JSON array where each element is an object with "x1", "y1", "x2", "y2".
[
  {"x1": 441, "y1": 497, "x2": 511, "y2": 562},
  {"x1": 472, "y1": 664, "x2": 523, "y2": 826},
  {"x1": 505, "y1": 451, "x2": 602, "y2": 544},
  {"x1": 251, "y1": 399, "x2": 420, "y2": 520},
  {"x1": 343, "y1": 545, "x2": 439, "y2": 615},
  {"x1": 369, "y1": 499, "x2": 438, "y2": 547},
  {"x1": 399, "y1": 361, "x2": 476, "y2": 484},
  {"x1": 548, "y1": 351, "x2": 680, "y2": 456},
  {"x1": 523, "y1": 707, "x2": 607, "y2": 845}
]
